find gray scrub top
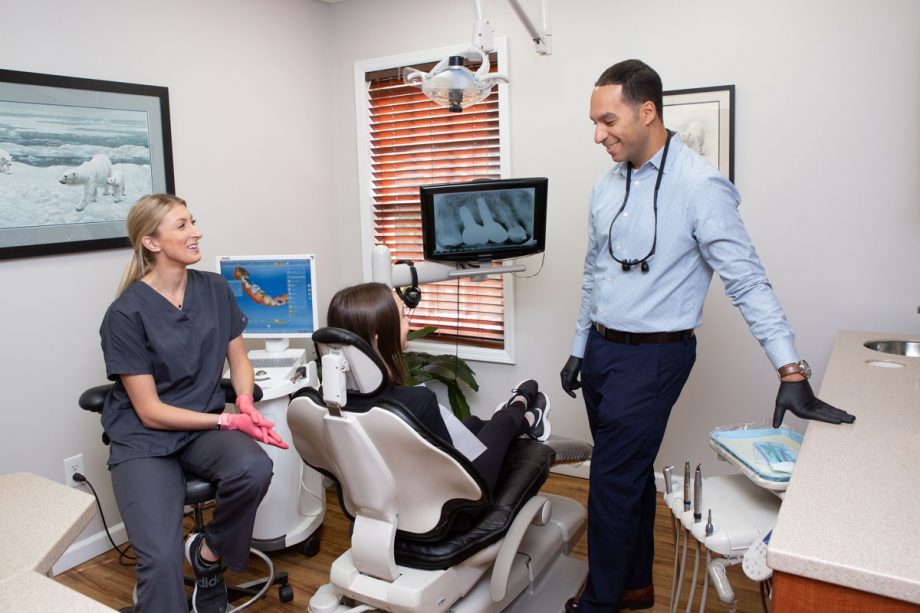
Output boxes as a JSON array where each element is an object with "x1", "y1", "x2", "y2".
[{"x1": 99, "y1": 269, "x2": 248, "y2": 467}]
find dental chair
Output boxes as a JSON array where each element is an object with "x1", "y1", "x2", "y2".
[{"x1": 287, "y1": 327, "x2": 592, "y2": 613}]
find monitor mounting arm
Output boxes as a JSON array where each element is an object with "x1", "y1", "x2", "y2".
[{"x1": 371, "y1": 245, "x2": 524, "y2": 288}]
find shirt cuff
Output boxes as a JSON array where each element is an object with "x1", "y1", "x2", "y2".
[{"x1": 762, "y1": 335, "x2": 799, "y2": 370}]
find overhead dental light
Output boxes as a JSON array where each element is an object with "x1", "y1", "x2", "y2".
[{"x1": 403, "y1": 0, "x2": 551, "y2": 112}]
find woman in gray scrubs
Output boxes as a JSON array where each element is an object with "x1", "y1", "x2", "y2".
[{"x1": 99, "y1": 194, "x2": 288, "y2": 613}]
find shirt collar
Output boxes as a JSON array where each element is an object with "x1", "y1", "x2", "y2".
[{"x1": 615, "y1": 131, "x2": 683, "y2": 177}]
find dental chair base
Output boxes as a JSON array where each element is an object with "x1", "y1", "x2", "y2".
[{"x1": 310, "y1": 493, "x2": 586, "y2": 613}]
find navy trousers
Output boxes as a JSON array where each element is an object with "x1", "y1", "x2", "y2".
[
  {"x1": 579, "y1": 327, "x2": 696, "y2": 612},
  {"x1": 111, "y1": 429, "x2": 273, "y2": 613}
]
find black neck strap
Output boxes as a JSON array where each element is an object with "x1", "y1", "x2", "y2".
[{"x1": 607, "y1": 129, "x2": 675, "y2": 272}]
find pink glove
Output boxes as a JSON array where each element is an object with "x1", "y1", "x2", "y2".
[
  {"x1": 235, "y1": 393, "x2": 270, "y2": 428},
  {"x1": 219, "y1": 413, "x2": 289, "y2": 449}
]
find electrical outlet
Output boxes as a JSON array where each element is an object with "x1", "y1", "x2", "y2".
[{"x1": 64, "y1": 454, "x2": 84, "y2": 487}]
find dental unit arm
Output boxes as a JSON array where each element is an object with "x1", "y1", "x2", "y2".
[{"x1": 371, "y1": 244, "x2": 525, "y2": 288}]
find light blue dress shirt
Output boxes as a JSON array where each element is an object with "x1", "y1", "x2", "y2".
[{"x1": 571, "y1": 133, "x2": 798, "y2": 369}]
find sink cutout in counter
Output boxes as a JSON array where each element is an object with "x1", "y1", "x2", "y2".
[
  {"x1": 863, "y1": 340, "x2": 920, "y2": 357},
  {"x1": 865, "y1": 359, "x2": 905, "y2": 368}
]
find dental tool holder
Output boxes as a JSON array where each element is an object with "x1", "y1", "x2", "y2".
[{"x1": 664, "y1": 473, "x2": 779, "y2": 557}]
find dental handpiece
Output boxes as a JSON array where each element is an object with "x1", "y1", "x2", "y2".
[
  {"x1": 705, "y1": 509, "x2": 714, "y2": 536},
  {"x1": 683, "y1": 461, "x2": 691, "y2": 512},
  {"x1": 663, "y1": 465, "x2": 674, "y2": 495},
  {"x1": 694, "y1": 463, "x2": 702, "y2": 523}
]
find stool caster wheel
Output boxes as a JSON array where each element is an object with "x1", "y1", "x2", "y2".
[
  {"x1": 298, "y1": 531, "x2": 321, "y2": 557},
  {"x1": 279, "y1": 584, "x2": 294, "y2": 603}
]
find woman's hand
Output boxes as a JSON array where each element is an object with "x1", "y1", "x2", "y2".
[
  {"x1": 235, "y1": 393, "x2": 270, "y2": 427},
  {"x1": 219, "y1": 413, "x2": 289, "y2": 449}
]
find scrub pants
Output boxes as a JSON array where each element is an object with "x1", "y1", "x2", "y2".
[
  {"x1": 111, "y1": 429, "x2": 273, "y2": 613},
  {"x1": 579, "y1": 327, "x2": 696, "y2": 612}
]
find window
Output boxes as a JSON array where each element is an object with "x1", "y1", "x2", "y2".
[{"x1": 355, "y1": 41, "x2": 514, "y2": 363}]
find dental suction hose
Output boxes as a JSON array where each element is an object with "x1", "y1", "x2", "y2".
[{"x1": 708, "y1": 558, "x2": 738, "y2": 611}]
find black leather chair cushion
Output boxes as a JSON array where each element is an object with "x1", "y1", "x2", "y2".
[
  {"x1": 184, "y1": 475, "x2": 218, "y2": 505},
  {"x1": 393, "y1": 439, "x2": 555, "y2": 570}
]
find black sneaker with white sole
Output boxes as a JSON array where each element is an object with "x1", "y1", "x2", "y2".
[
  {"x1": 525, "y1": 391, "x2": 551, "y2": 442},
  {"x1": 184, "y1": 532, "x2": 228, "y2": 613}
]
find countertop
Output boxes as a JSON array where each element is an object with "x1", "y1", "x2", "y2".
[
  {"x1": 0, "y1": 472, "x2": 115, "y2": 612},
  {"x1": 768, "y1": 330, "x2": 920, "y2": 604}
]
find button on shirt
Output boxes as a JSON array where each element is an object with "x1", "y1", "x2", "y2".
[
  {"x1": 571, "y1": 133, "x2": 798, "y2": 369},
  {"x1": 99, "y1": 270, "x2": 248, "y2": 467}
]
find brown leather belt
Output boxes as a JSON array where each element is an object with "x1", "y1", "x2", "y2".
[{"x1": 594, "y1": 323, "x2": 694, "y2": 345}]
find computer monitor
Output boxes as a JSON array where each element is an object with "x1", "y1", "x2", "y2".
[
  {"x1": 215, "y1": 254, "x2": 319, "y2": 354},
  {"x1": 419, "y1": 177, "x2": 548, "y2": 263}
]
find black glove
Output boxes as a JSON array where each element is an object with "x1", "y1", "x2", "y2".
[
  {"x1": 560, "y1": 356, "x2": 583, "y2": 398},
  {"x1": 772, "y1": 379, "x2": 855, "y2": 428}
]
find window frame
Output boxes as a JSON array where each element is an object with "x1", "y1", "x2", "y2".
[{"x1": 353, "y1": 39, "x2": 515, "y2": 364}]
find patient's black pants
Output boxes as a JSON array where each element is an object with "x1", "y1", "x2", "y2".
[{"x1": 463, "y1": 399, "x2": 527, "y2": 491}]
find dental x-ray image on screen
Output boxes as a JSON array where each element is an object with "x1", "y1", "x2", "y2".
[{"x1": 420, "y1": 178, "x2": 547, "y2": 262}]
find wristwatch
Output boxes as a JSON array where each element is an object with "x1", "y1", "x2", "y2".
[{"x1": 777, "y1": 360, "x2": 811, "y2": 379}]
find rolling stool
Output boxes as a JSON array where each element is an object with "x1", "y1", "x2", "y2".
[{"x1": 78, "y1": 380, "x2": 294, "y2": 611}]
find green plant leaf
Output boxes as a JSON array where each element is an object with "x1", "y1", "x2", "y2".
[
  {"x1": 407, "y1": 326, "x2": 438, "y2": 341},
  {"x1": 426, "y1": 372, "x2": 471, "y2": 420}
]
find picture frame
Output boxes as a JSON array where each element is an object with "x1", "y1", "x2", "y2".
[
  {"x1": 662, "y1": 85, "x2": 734, "y2": 183},
  {"x1": 0, "y1": 69, "x2": 174, "y2": 260}
]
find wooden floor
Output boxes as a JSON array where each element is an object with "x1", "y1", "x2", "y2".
[{"x1": 56, "y1": 474, "x2": 765, "y2": 612}]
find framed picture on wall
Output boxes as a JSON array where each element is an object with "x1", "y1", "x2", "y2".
[
  {"x1": 0, "y1": 69, "x2": 174, "y2": 260},
  {"x1": 662, "y1": 85, "x2": 734, "y2": 183}
]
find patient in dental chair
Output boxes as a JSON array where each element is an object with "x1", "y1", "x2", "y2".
[{"x1": 327, "y1": 282, "x2": 551, "y2": 492}]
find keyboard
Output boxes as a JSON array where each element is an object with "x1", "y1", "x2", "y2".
[{"x1": 251, "y1": 357, "x2": 300, "y2": 369}]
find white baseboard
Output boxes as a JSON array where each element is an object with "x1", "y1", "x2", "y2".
[
  {"x1": 551, "y1": 465, "x2": 676, "y2": 493},
  {"x1": 51, "y1": 522, "x2": 128, "y2": 576},
  {"x1": 550, "y1": 461, "x2": 590, "y2": 480}
]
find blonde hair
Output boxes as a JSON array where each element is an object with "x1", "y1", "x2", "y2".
[{"x1": 116, "y1": 194, "x2": 188, "y2": 296}]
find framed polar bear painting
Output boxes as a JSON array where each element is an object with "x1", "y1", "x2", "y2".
[{"x1": 0, "y1": 69, "x2": 174, "y2": 259}]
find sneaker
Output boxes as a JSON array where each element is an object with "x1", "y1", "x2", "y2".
[
  {"x1": 493, "y1": 379, "x2": 539, "y2": 415},
  {"x1": 526, "y1": 391, "x2": 551, "y2": 442},
  {"x1": 510, "y1": 379, "x2": 539, "y2": 407},
  {"x1": 184, "y1": 532, "x2": 228, "y2": 613}
]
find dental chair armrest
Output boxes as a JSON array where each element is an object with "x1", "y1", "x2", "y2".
[{"x1": 489, "y1": 495, "x2": 552, "y2": 602}]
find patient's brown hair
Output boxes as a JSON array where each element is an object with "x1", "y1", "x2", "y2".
[{"x1": 327, "y1": 282, "x2": 407, "y2": 386}]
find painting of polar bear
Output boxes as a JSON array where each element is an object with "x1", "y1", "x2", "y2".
[
  {"x1": 105, "y1": 170, "x2": 126, "y2": 202},
  {"x1": 0, "y1": 149, "x2": 11, "y2": 174},
  {"x1": 59, "y1": 154, "x2": 112, "y2": 211}
]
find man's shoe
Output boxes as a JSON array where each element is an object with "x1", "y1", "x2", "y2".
[
  {"x1": 564, "y1": 585, "x2": 654, "y2": 611},
  {"x1": 184, "y1": 532, "x2": 228, "y2": 613},
  {"x1": 620, "y1": 585, "x2": 655, "y2": 610}
]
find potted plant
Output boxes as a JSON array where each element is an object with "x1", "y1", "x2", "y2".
[{"x1": 404, "y1": 326, "x2": 478, "y2": 420}]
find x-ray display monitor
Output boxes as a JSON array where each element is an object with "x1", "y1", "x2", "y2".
[
  {"x1": 215, "y1": 254, "x2": 318, "y2": 340},
  {"x1": 419, "y1": 177, "x2": 547, "y2": 262}
]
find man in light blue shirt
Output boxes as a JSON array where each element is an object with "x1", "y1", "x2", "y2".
[{"x1": 560, "y1": 60, "x2": 853, "y2": 613}]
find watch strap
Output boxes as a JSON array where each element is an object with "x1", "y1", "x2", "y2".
[{"x1": 778, "y1": 362, "x2": 808, "y2": 379}]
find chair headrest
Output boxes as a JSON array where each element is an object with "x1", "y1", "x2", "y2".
[{"x1": 313, "y1": 327, "x2": 388, "y2": 396}]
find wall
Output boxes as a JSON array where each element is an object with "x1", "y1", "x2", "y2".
[
  {"x1": 325, "y1": 0, "x2": 920, "y2": 472},
  {"x1": 1, "y1": 0, "x2": 918, "y2": 572},
  {"x1": 0, "y1": 0, "x2": 339, "y2": 570}
]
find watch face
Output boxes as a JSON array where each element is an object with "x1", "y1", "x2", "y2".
[{"x1": 799, "y1": 360, "x2": 812, "y2": 378}]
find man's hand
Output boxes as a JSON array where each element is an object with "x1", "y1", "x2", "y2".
[
  {"x1": 560, "y1": 356, "x2": 583, "y2": 398},
  {"x1": 772, "y1": 379, "x2": 855, "y2": 428}
]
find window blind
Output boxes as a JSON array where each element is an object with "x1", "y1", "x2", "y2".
[{"x1": 366, "y1": 58, "x2": 505, "y2": 348}]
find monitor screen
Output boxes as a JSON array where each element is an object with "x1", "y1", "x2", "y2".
[
  {"x1": 215, "y1": 254, "x2": 319, "y2": 340},
  {"x1": 419, "y1": 177, "x2": 548, "y2": 262}
]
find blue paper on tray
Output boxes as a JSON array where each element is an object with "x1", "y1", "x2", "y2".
[{"x1": 709, "y1": 426, "x2": 804, "y2": 487}]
